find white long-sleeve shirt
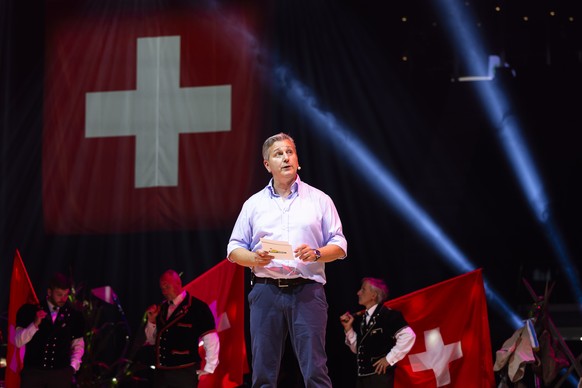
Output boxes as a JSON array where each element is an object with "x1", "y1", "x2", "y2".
[{"x1": 344, "y1": 325, "x2": 416, "y2": 366}]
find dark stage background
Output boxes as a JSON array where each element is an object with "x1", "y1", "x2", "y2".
[{"x1": 2, "y1": 0, "x2": 582, "y2": 386}]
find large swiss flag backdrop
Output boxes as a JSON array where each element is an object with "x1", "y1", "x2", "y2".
[
  {"x1": 386, "y1": 269, "x2": 495, "y2": 387},
  {"x1": 42, "y1": 3, "x2": 264, "y2": 234}
]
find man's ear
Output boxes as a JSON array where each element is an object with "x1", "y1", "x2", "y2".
[{"x1": 263, "y1": 159, "x2": 271, "y2": 173}]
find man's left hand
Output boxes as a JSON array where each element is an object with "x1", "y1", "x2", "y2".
[
  {"x1": 294, "y1": 244, "x2": 317, "y2": 262},
  {"x1": 373, "y1": 357, "x2": 392, "y2": 375}
]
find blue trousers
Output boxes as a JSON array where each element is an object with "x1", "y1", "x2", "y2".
[{"x1": 248, "y1": 282, "x2": 332, "y2": 388}]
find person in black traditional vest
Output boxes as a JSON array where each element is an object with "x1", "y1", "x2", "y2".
[
  {"x1": 339, "y1": 277, "x2": 416, "y2": 388},
  {"x1": 15, "y1": 272, "x2": 85, "y2": 388},
  {"x1": 144, "y1": 269, "x2": 219, "y2": 388}
]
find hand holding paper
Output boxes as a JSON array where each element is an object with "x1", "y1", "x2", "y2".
[{"x1": 260, "y1": 238, "x2": 294, "y2": 260}]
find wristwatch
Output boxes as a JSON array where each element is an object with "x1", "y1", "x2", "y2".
[{"x1": 313, "y1": 249, "x2": 322, "y2": 261}]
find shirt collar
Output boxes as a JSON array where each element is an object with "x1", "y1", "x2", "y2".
[
  {"x1": 170, "y1": 291, "x2": 186, "y2": 307},
  {"x1": 267, "y1": 176, "x2": 301, "y2": 197},
  {"x1": 47, "y1": 300, "x2": 60, "y2": 312},
  {"x1": 366, "y1": 304, "x2": 379, "y2": 317}
]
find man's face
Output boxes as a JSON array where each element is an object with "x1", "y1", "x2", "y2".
[
  {"x1": 159, "y1": 275, "x2": 181, "y2": 301},
  {"x1": 264, "y1": 140, "x2": 299, "y2": 181},
  {"x1": 357, "y1": 281, "x2": 377, "y2": 309},
  {"x1": 47, "y1": 287, "x2": 70, "y2": 307}
]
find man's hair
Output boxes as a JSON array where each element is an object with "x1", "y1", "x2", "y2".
[
  {"x1": 362, "y1": 277, "x2": 389, "y2": 304},
  {"x1": 48, "y1": 272, "x2": 72, "y2": 290},
  {"x1": 262, "y1": 132, "x2": 296, "y2": 160}
]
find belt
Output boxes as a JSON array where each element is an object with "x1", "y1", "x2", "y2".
[{"x1": 251, "y1": 275, "x2": 317, "y2": 288}]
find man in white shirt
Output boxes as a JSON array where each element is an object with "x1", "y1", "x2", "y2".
[
  {"x1": 145, "y1": 270, "x2": 219, "y2": 387},
  {"x1": 340, "y1": 277, "x2": 416, "y2": 388},
  {"x1": 15, "y1": 273, "x2": 85, "y2": 388},
  {"x1": 227, "y1": 132, "x2": 348, "y2": 387}
]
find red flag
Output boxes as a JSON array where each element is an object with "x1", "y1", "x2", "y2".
[
  {"x1": 42, "y1": 3, "x2": 263, "y2": 234},
  {"x1": 6, "y1": 250, "x2": 39, "y2": 388},
  {"x1": 386, "y1": 269, "x2": 495, "y2": 388},
  {"x1": 183, "y1": 259, "x2": 249, "y2": 388}
]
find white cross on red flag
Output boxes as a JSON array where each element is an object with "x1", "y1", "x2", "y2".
[
  {"x1": 42, "y1": 3, "x2": 263, "y2": 234},
  {"x1": 385, "y1": 269, "x2": 495, "y2": 387}
]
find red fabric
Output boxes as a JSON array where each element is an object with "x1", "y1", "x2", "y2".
[
  {"x1": 42, "y1": 3, "x2": 263, "y2": 234},
  {"x1": 386, "y1": 269, "x2": 495, "y2": 388},
  {"x1": 183, "y1": 259, "x2": 249, "y2": 388},
  {"x1": 5, "y1": 250, "x2": 39, "y2": 388}
]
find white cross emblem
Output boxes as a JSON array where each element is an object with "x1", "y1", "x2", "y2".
[
  {"x1": 408, "y1": 327, "x2": 463, "y2": 387},
  {"x1": 85, "y1": 36, "x2": 231, "y2": 188}
]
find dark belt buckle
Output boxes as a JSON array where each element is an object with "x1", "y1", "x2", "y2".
[{"x1": 277, "y1": 279, "x2": 289, "y2": 288}]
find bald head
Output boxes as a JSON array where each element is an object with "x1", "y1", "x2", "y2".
[{"x1": 159, "y1": 270, "x2": 183, "y2": 301}]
